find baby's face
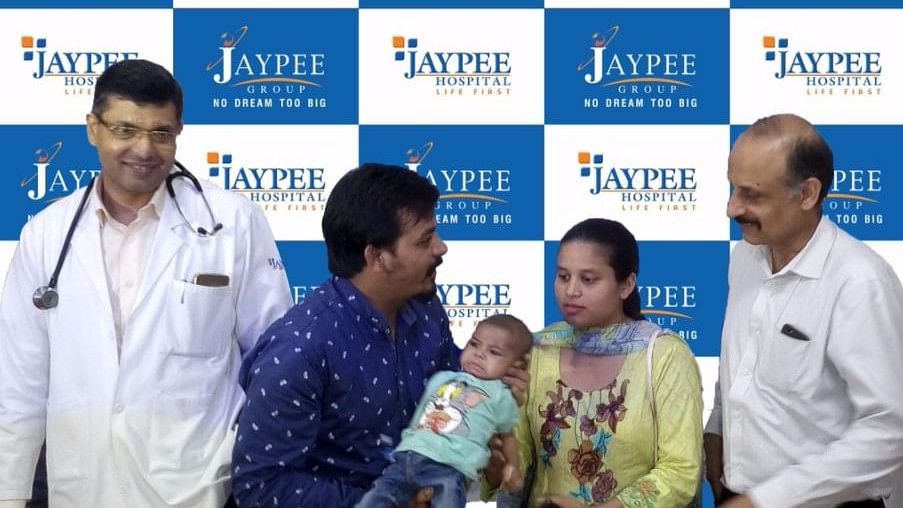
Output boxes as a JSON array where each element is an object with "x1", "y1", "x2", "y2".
[{"x1": 459, "y1": 323, "x2": 519, "y2": 380}]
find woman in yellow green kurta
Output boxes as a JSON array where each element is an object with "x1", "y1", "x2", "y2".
[{"x1": 486, "y1": 218, "x2": 702, "y2": 508}]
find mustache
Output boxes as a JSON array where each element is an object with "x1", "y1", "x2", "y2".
[
  {"x1": 416, "y1": 258, "x2": 443, "y2": 303},
  {"x1": 734, "y1": 216, "x2": 761, "y2": 228}
]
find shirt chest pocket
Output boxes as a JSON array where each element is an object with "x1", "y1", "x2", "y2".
[
  {"x1": 756, "y1": 324, "x2": 824, "y2": 394},
  {"x1": 164, "y1": 279, "x2": 236, "y2": 357}
]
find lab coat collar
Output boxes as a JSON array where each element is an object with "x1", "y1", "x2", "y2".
[
  {"x1": 69, "y1": 168, "x2": 188, "y2": 318},
  {"x1": 132, "y1": 173, "x2": 189, "y2": 308},
  {"x1": 69, "y1": 185, "x2": 113, "y2": 318}
]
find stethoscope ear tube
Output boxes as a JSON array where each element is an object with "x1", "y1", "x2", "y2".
[
  {"x1": 33, "y1": 176, "x2": 97, "y2": 310},
  {"x1": 33, "y1": 163, "x2": 223, "y2": 311},
  {"x1": 168, "y1": 161, "x2": 223, "y2": 237}
]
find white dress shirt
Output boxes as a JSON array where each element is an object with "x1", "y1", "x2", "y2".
[
  {"x1": 94, "y1": 181, "x2": 166, "y2": 357},
  {"x1": 706, "y1": 216, "x2": 903, "y2": 507}
]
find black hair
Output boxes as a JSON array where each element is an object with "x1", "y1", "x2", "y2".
[
  {"x1": 479, "y1": 314, "x2": 533, "y2": 356},
  {"x1": 559, "y1": 218, "x2": 643, "y2": 321},
  {"x1": 322, "y1": 163, "x2": 439, "y2": 278},
  {"x1": 746, "y1": 114, "x2": 834, "y2": 203},
  {"x1": 92, "y1": 59, "x2": 183, "y2": 120},
  {"x1": 786, "y1": 133, "x2": 833, "y2": 203}
]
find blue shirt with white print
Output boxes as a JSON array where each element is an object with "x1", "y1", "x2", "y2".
[{"x1": 232, "y1": 276, "x2": 459, "y2": 508}]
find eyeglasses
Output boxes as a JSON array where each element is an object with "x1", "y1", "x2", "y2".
[{"x1": 93, "y1": 114, "x2": 179, "y2": 145}]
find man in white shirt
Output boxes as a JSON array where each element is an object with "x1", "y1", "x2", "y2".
[
  {"x1": 0, "y1": 59, "x2": 292, "y2": 507},
  {"x1": 704, "y1": 113, "x2": 903, "y2": 508}
]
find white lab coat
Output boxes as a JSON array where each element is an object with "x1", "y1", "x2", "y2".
[{"x1": 0, "y1": 176, "x2": 292, "y2": 507}]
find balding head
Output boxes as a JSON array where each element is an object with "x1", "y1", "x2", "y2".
[{"x1": 738, "y1": 113, "x2": 833, "y2": 203}]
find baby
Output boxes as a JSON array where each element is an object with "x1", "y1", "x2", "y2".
[{"x1": 357, "y1": 314, "x2": 533, "y2": 508}]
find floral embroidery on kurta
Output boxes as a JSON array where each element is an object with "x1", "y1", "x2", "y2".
[
  {"x1": 618, "y1": 478, "x2": 660, "y2": 507},
  {"x1": 539, "y1": 379, "x2": 630, "y2": 504}
]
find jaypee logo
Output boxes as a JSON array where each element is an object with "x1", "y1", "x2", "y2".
[
  {"x1": 762, "y1": 35, "x2": 882, "y2": 96},
  {"x1": 826, "y1": 168, "x2": 884, "y2": 227},
  {"x1": 207, "y1": 25, "x2": 328, "y2": 111},
  {"x1": 638, "y1": 284, "x2": 698, "y2": 342},
  {"x1": 292, "y1": 284, "x2": 321, "y2": 304},
  {"x1": 277, "y1": 242, "x2": 331, "y2": 304},
  {"x1": 20, "y1": 35, "x2": 138, "y2": 97},
  {"x1": 205, "y1": 151, "x2": 326, "y2": 212},
  {"x1": 578, "y1": 151, "x2": 697, "y2": 212},
  {"x1": 403, "y1": 141, "x2": 513, "y2": 227},
  {"x1": 437, "y1": 282, "x2": 512, "y2": 329},
  {"x1": 21, "y1": 141, "x2": 100, "y2": 217},
  {"x1": 579, "y1": 25, "x2": 699, "y2": 111},
  {"x1": 393, "y1": 36, "x2": 511, "y2": 97}
]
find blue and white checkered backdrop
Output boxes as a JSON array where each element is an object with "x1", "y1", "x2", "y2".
[{"x1": 3, "y1": 1, "x2": 902, "y2": 506}]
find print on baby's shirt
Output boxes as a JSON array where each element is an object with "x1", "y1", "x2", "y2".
[{"x1": 414, "y1": 381, "x2": 488, "y2": 435}]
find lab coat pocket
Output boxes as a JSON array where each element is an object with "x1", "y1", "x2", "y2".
[
  {"x1": 149, "y1": 392, "x2": 217, "y2": 476},
  {"x1": 167, "y1": 279, "x2": 236, "y2": 357},
  {"x1": 45, "y1": 402, "x2": 87, "y2": 488}
]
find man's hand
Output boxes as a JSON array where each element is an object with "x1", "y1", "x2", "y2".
[
  {"x1": 404, "y1": 487, "x2": 433, "y2": 508},
  {"x1": 719, "y1": 494, "x2": 754, "y2": 508},
  {"x1": 501, "y1": 463, "x2": 523, "y2": 491},
  {"x1": 703, "y1": 432, "x2": 726, "y2": 503},
  {"x1": 502, "y1": 352, "x2": 530, "y2": 406},
  {"x1": 483, "y1": 435, "x2": 508, "y2": 488}
]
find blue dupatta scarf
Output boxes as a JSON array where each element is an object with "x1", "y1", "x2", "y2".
[{"x1": 533, "y1": 319, "x2": 664, "y2": 356}]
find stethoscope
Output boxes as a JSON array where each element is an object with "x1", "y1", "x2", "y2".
[{"x1": 32, "y1": 161, "x2": 223, "y2": 310}]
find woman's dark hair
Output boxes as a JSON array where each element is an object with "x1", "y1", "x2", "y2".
[{"x1": 559, "y1": 218, "x2": 642, "y2": 321}]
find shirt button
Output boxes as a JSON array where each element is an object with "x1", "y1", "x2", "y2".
[{"x1": 113, "y1": 404, "x2": 125, "y2": 413}]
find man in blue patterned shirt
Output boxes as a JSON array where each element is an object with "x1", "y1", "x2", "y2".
[{"x1": 233, "y1": 163, "x2": 462, "y2": 507}]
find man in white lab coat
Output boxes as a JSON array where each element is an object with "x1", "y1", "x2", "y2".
[{"x1": 0, "y1": 59, "x2": 292, "y2": 507}]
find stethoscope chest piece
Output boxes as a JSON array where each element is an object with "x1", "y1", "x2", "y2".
[
  {"x1": 33, "y1": 286, "x2": 59, "y2": 310},
  {"x1": 32, "y1": 175, "x2": 96, "y2": 311}
]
